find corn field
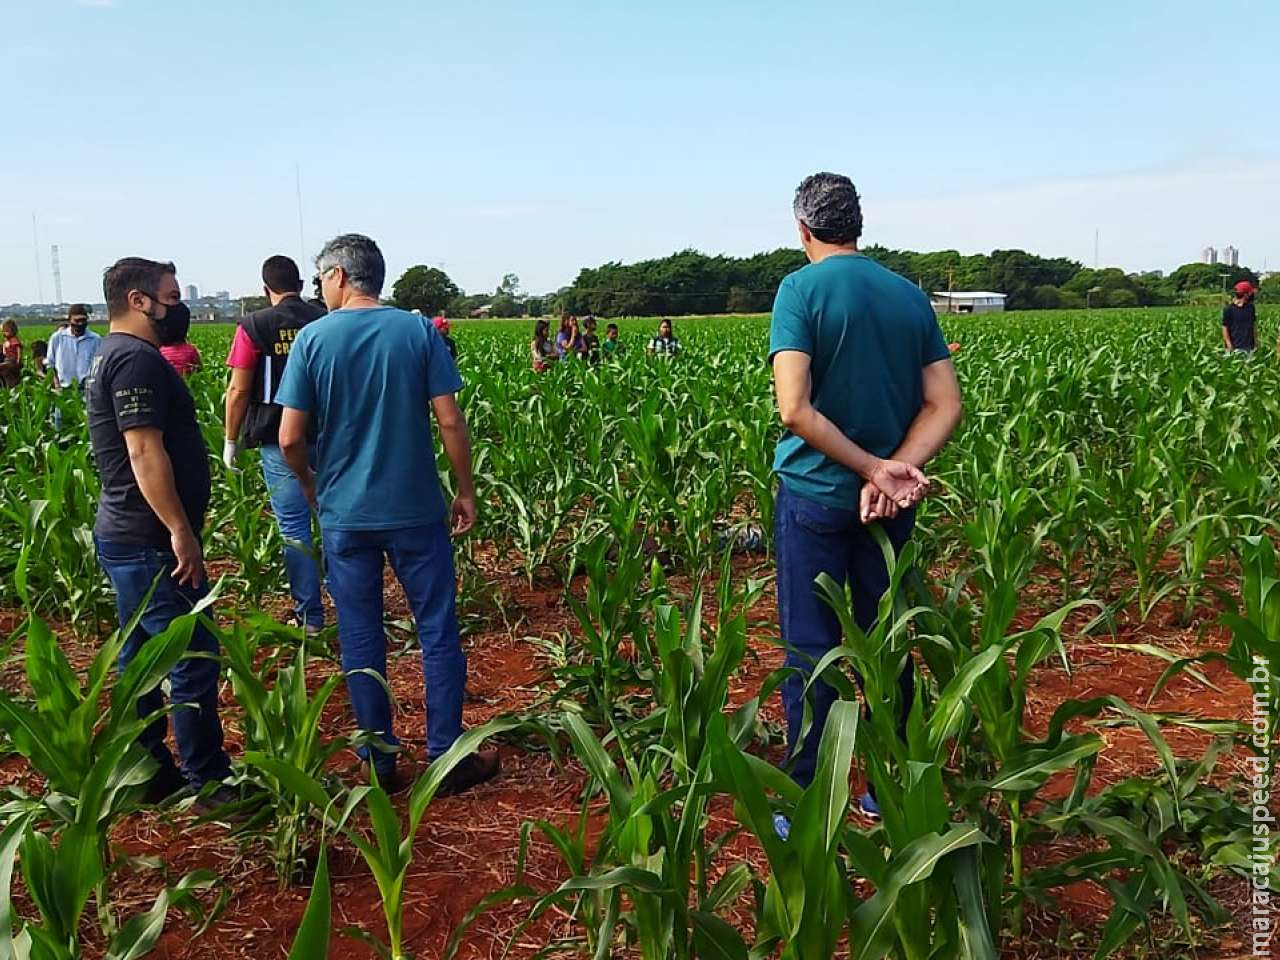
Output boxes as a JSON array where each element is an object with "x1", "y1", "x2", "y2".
[{"x1": 0, "y1": 306, "x2": 1276, "y2": 959}]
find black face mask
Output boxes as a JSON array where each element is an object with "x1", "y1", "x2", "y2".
[{"x1": 150, "y1": 300, "x2": 191, "y2": 347}]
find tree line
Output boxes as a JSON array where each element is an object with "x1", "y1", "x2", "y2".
[{"x1": 389, "y1": 248, "x2": 1275, "y2": 318}]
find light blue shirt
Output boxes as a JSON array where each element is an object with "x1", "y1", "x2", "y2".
[
  {"x1": 275, "y1": 305, "x2": 463, "y2": 531},
  {"x1": 48, "y1": 327, "x2": 102, "y2": 387}
]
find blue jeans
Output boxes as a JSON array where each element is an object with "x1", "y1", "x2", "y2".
[
  {"x1": 775, "y1": 483, "x2": 916, "y2": 789},
  {"x1": 94, "y1": 537, "x2": 231, "y2": 786},
  {"x1": 322, "y1": 522, "x2": 465, "y2": 773},
  {"x1": 260, "y1": 444, "x2": 324, "y2": 628}
]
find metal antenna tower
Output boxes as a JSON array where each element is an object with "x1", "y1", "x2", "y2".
[{"x1": 50, "y1": 245, "x2": 63, "y2": 305}]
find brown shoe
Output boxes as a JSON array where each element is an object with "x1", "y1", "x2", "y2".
[{"x1": 436, "y1": 749, "x2": 500, "y2": 797}]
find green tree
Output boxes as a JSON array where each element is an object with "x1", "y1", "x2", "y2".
[
  {"x1": 488, "y1": 294, "x2": 524, "y2": 318},
  {"x1": 1167, "y1": 262, "x2": 1257, "y2": 296},
  {"x1": 497, "y1": 273, "x2": 521, "y2": 299},
  {"x1": 1258, "y1": 275, "x2": 1280, "y2": 304},
  {"x1": 391, "y1": 265, "x2": 460, "y2": 315},
  {"x1": 445, "y1": 293, "x2": 490, "y2": 318}
]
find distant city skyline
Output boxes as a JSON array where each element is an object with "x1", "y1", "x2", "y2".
[{"x1": 2, "y1": 1, "x2": 1277, "y2": 303}]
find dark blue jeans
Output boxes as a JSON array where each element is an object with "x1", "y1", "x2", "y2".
[
  {"x1": 775, "y1": 483, "x2": 916, "y2": 789},
  {"x1": 322, "y1": 522, "x2": 465, "y2": 774},
  {"x1": 260, "y1": 444, "x2": 324, "y2": 628},
  {"x1": 95, "y1": 537, "x2": 231, "y2": 786}
]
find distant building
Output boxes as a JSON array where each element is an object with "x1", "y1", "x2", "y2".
[
  {"x1": 931, "y1": 291, "x2": 1006, "y2": 315},
  {"x1": 1201, "y1": 247, "x2": 1218, "y2": 265},
  {"x1": 214, "y1": 290, "x2": 231, "y2": 305},
  {"x1": 1220, "y1": 245, "x2": 1239, "y2": 267},
  {"x1": 185, "y1": 284, "x2": 199, "y2": 302}
]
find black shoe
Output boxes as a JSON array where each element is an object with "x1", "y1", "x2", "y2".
[
  {"x1": 366, "y1": 764, "x2": 411, "y2": 796},
  {"x1": 193, "y1": 782, "x2": 244, "y2": 814},
  {"x1": 142, "y1": 766, "x2": 188, "y2": 806},
  {"x1": 435, "y1": 750, "x2": 500, "y2": 797}
]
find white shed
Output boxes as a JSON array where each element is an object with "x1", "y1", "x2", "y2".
[{"x1": 930, "y1": 291, "x2": 1007, "y2": 314}]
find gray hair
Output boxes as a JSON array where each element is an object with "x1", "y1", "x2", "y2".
[
  {"x1": 315, "y1": 233, "x2": 386, "y2": 297},
  {"x1": 793, "y1": 172, "x2": 863, "y2": 244}
]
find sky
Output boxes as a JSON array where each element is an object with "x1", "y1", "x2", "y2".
[{"x1": 1, "y1": 0, "x2": 1278, "y2": 304}]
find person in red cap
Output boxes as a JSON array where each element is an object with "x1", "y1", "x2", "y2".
[
  {"x1": 1222, "y1": 281, "x2": 1257, "y2": 353},
  {"x1": 433, "y1": 315, "x2": 457, "y2": 360}
]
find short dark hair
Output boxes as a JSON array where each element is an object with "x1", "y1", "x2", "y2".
[
  {"x1": 606, "y1": 323, "x2": 619, "y2": 333},
  {"x1": 103, "y1": 258, "x2": 176, "y2": 318},
  {"x1": 67, "y1": 303, "x2": 91, "y2": 320},
  {"x1": 793, "y1": 172, "x2": 863, "y2": 245},
  {"x1": 262, "y1": 255, "x2": 303, "y2": 294},
  {"x1": 31, "y1": 340, "x2": 47, "y2": 358}
]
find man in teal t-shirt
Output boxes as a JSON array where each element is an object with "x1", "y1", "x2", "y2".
[
  {"x1": 276, "y1": 233, "x2": 499, "y2": 797},
  {"x1": 769, "y1": 174, "x2": 963, "y2": 823}
]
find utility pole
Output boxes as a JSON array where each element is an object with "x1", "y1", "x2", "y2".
[
  {"x1": 1220, "y1": 272, "x2": 1230, "y2": 299},
  {"x1": 947, "y1": 266, "x2": 955, "y2": 314}
]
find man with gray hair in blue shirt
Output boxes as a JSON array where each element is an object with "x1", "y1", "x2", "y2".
[
  {"x1": 769, "y1": 173, "x2": 963, "y2": 827},
  {"x1": 275, "y1": 233, "x2": 497, "y2": 796}
]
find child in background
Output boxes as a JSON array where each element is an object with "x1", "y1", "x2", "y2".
[
  {"x1": 157, "y1": 309, "x2": 202, "y2": 376},
  {"x1": 602, "y1": 323, "x2": 624, "y2": 359},
  {"x1": 433, "y1": 315, "x2": 458, "y2": 359},
  {"x1": 0, "y1": 320, "x2": 22, "y2": 387},
  {"x1": 581, "y1": 315, "x2": 601, "y2": 364},
  {"x1": 31, "y1": 340, "x2": 49, "y2": 378},
  {"x1": 646, "y1": 318, "x2": 681, "y2": 358}
]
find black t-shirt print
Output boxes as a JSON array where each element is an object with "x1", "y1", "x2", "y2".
[
  {"x1": 1222, "y1": 302, "x2": 1257, "y2": 351},
  {"x1": 86, "y1": 333, "x2": 211, "y2": 546}
]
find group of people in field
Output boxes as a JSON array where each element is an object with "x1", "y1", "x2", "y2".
[
  {"x1": 529, "y1": 314, "x2": 680, "y2": 371},
  {"x1": 49, "y1": 172, "x2": 957, "y2": 827},
  {"x1": 1, "y1": 170, "x2": 1271, "y2": 828},
  {"x1": 0, "y1": 296, "x2": 209, "y2": 393},
  {"x1": 65, "y1": 171, "x2": 1280, "y2": 835}
]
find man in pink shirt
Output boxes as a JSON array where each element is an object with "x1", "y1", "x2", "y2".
[{"x1": 223, "y1": 255, "x2": 327, "y2": 632}]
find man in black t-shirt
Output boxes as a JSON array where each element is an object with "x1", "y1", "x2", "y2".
[
  {"x1": 1222, "y1": 281, "x2": 1258, "y2": 353},
  {"x1": 85, "y1": 257, "x2": 232, "y2": 806}
]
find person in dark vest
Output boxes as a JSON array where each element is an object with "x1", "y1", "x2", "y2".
[{"x1": 223, "y1": 255, "x2": 327, "y2": 633}]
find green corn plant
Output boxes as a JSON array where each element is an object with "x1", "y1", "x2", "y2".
[
  {"x1": 1030, "y1": 736, "x2": 1271, "y2": 958},
  {"x1": 246, "y1": 716, "x2": 527, "y2": 960},
  {"x1": 0, "y1": 813, "x2": 222, "y2": 960},
  {"x1": 544, "y1": 500, "x2": 663, "y2": 732},
  {"x1": 202, "y1": 460, "x2": 285, "y2": 610},
  {"x1": 213, "y1": 613, "x2": 352, "y2": 886},
  {"x1": 285, "y1": 842, "x2": 333, "y2": 959},
  {"x1": 0, "y1": 602, "x2": 209, "y2": 937},
  {"x1": 1147, "y1": 530, "x2": 1280, "y2": 780},
  {"x1": 455, "y1": 552, "x2": 766, "y2": 960}
]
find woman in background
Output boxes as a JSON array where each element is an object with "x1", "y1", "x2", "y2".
[
  {"x1": 0, "y1": 320, "x2": 23, "y2": 387},
  {"x1": 158, "y1": 308, "x2": 202, "y2": 376},
  {"x1": 531, "y1": 319, "x2": 558, "y2": 372},
  {"x1": 556, "y1": 315, "x2": 584, "y2": 360}
]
